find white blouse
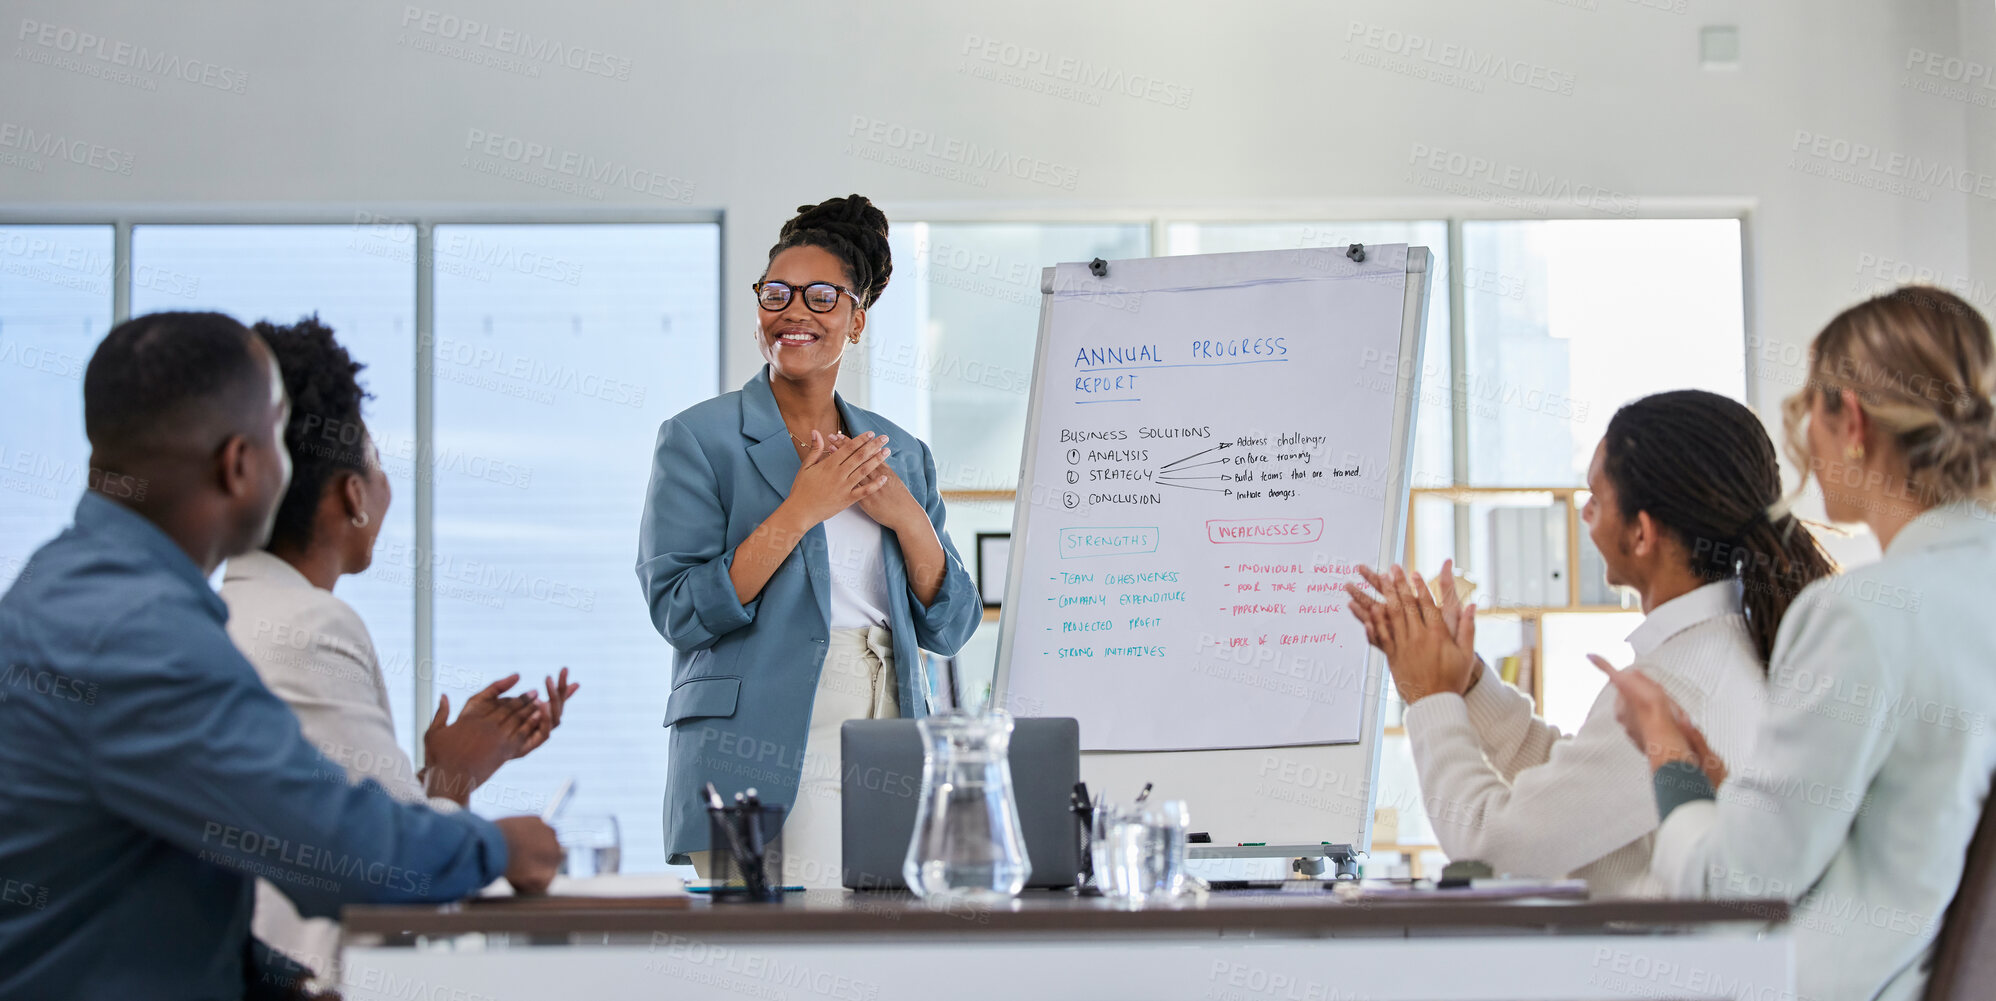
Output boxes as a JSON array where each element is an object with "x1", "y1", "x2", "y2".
[
  {"x1": 1652, "y1": 501, "x2": 1996, "y2": 1001},
  {"x1": 821, "y1": 505, "x2": 893, "y2": 630},
  {"x1": 220, "y1": 550, "x2": 457, "y2": 980},
  {"x1": 1403, "y1": 579, "x2": 1765, "y2": 895}
]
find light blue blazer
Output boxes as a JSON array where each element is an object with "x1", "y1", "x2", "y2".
[{"x1": 638, "y1": 366, "x2": 982, "y2": 859}]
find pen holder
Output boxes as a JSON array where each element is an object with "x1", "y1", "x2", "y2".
[
  {"x1": 1071, "y1": 803, "x2": 1100, "y2": 895},
  {"x1": 707, "y1": 804, "x2": 784, "y2": 903}
]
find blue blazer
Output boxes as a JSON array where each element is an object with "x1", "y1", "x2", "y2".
[{"x1": 638, "y1": 366, "x2": 982, "y2": 859}]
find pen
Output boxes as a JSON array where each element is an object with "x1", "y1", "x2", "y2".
[
  {"x1": 704, "y1": 783, "x2": 758, "y2": 884},
  {"x1": 1134, "y1": 782, "x2": 1153, "y2": 805},
  {"x1": 1071, "y1": 781, "x2": 1098, "y2": 890},
  {"x1": 541, "y1": 777, "x2": 575, "y2": 823},
  {"x1": 742, "y1": 789, "x2": 764, "y2": 854},
  {"x1": 742, "y1": 788, "x2": 768, "y2": 898}
]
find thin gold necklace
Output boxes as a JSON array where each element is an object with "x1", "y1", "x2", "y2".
[{"x1": 786, "y1": 420, "x2": 846, "y2": 450}]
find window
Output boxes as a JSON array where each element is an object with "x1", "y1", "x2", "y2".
[
  {"x1": 1389, "y1": 217, "x2": 1748, "y2": 865},
  {"x1": 430, "y1": 224, "x2": 719, "y2": 872},
  {"x1": 0, "y1": 226, "x2": 113, "y2": 592},
  {"x1": 1461, "y1": 219, "x2": 1747, "y2": 485},
  {"x1": 7, "y1": 218, "x2": 721, "y2": 874},
  {"x1": 6, "y1": 209, "x2": 1742, "y2": 872},
  {"x1": 1456, "y1": 218, "x2": 1746, "y2": 732},
  {"x1": 131, "y1": 223, "x2": 421, "y2": 736}
]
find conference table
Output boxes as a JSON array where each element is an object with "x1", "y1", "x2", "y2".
[{"x1": 340, "y1": 888, "x2": 1790, "y2": 1001}]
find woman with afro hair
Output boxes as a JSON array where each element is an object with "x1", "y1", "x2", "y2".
[
  {"x1": 638, "y1": 195, "x2": 981, "y2": 884},
  {"x1": 224, "y1": 316, "x2": 576, "y2": 978}
]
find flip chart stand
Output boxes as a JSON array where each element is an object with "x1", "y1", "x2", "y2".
[{"x1": 996, "y1": 244, "x2": 1433, "y2": 851}]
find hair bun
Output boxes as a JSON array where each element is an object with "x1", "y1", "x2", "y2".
[
  {"x1": 1961, "y1": 393, "x2": 1996, "y2": 452},
  {"x1": 771, "y1": 194, "x2": 893, "y2": 307},
  {"x1": 783, "y1": 194, "x2": 887, "y2": 241}
]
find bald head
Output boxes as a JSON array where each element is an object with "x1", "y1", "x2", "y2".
[{"x1": 82, "y1": 311, "x2": 293, "y2": 570}]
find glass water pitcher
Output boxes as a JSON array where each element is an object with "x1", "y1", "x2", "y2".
[{"x1": 903, "y1": 709, "x2": 1032, "y2": 901}]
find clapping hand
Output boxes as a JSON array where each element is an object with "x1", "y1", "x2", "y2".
[
  {"x1": 421, "y1": 674, "x2": 544, "y2": 805},
  {"x1": 1591, "y1": 655, "x2": 1727, "y2": 789},
  {"x1": 1344, "y1": 561, "x2": 1479, "y2": 705},
  {"x1": 513, "y1": 667, "x2": 580, "y2": 758}
]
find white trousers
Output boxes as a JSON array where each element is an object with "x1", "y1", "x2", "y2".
[{"x1": 693, "y1": 626, "x2": 898, "y2": 888}]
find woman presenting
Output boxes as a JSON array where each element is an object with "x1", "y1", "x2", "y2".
[{"x1": 639, "y1": 195, "x2": 982, "y2": 885}]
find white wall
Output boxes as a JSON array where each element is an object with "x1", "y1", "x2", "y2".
[
  {"x1": 1961, "y1": 0, "x2": 1996, "y2": 302},
  {"x1": 2, "y1": 0, "x2": 1982, "y2": 505}
]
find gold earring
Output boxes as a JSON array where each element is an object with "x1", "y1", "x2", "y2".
[
  {"x1": 1845, "y1": 443, "x2": 1865, "y2": 463},
  {"x1": 352, "y1": 511, "x2": 370, "y2": 529}
]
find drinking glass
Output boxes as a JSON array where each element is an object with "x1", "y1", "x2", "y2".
[
  {"x1": 1091, "y1": 798, "x2": 1191, "y2": 905},
  {"x1": 556, "y1": 813, "x2": 622, "y2": 877},
  {"x1": 1140, "y1": 800, "x2": 1190, "y2": 900}
]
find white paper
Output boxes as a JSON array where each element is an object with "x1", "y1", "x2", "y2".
[
  {"x1": 1002, "y1": 246, "x2": 1413, "y2": 751},
  {"x1": 481, "y1": 874, "x2": 688, "y2": 898}
]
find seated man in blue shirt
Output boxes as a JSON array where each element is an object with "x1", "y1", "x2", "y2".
[{"x1": 0, "y1": 311, "x2": 564, "y2": 999}]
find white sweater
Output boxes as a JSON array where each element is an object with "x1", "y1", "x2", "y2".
[
  {"x1": 1654, "y1": 502, "x2": 1996, "y2": 1001},
  {"x1": 1403, "y1": 580, "x2": 1765, "y2": 895}
]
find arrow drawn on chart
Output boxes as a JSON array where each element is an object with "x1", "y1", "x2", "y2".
[
  {"x1": 1157, "y1": 480, "x2": 1228, "y2": 493},
  {"x1": 1156, "y1": 474, "x2": 1227, "y2": 481},
  {"x1": 1161, "y1": 457, "x2": 1229, "y2": 473},
  {"x1": 1158, "y1": 442, "x2": 1231, "y2": 472}
]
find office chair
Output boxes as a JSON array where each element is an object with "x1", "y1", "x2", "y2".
[{"x1": 1923, "y1": 777, "x2": 1996, "y2": 1000}]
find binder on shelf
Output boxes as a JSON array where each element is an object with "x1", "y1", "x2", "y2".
[
  {"x1": 1541, "y1": 506, "x2": 1569, "y2": 606},
  {"x1": 1490, "y1": 508, "x2": 1522, "y2": 608},
  {"x1": 1487, "y1": 505, "x2": 1572, "y2": 611},
  {"x1": 1518, "y1": 508, "x2": 1546, "y2": 608}
]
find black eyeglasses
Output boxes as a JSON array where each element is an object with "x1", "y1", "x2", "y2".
[{"x1": 752, "y1": 280, "x2": 862, "y2": 313}]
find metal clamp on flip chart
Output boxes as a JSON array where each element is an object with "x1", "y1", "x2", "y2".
[{"x1": 1088, "y1": 257, "x2": 1108, "y2": 278}]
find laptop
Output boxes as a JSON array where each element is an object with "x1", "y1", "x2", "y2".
[{"x1": 840, "y1": 717, "x2": 1081, "y2": 890}]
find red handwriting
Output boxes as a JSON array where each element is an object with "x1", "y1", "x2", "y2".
[{"x1": 1205, "y1": 518, "x2": 1324, "y2": 545}]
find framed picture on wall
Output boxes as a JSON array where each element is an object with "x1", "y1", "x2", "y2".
[{"x1": 975, "y1": 532, "x2": 1010, "y2": 608}]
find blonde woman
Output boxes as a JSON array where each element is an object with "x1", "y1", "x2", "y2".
[{"x1": 1602, "y1": 286, "x2": 1996, "y2": 1001}]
